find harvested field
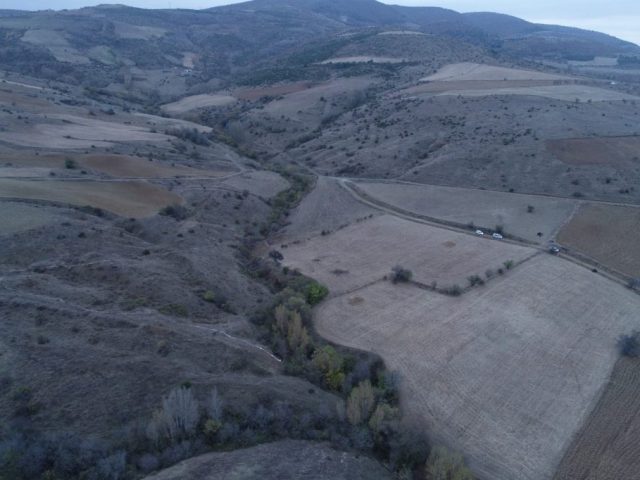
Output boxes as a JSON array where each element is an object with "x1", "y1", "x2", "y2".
[
  {"x1": 0, "y1": 201, "x2": 61, "y2": 235},
  {"x1": 0, "y1": 114, "x2": 169, "y2": 149},
  {"x1": 320, "y1": 56, "x2": 405, "y2": 64},
  {"x1": 547, "y1": 136, "x2": 640, "y2": 167},
  {"x1": 436, "y1": 84, "x2": 639, "y2": 102},
  {"x1": 315, "y1": 255, "x2": 640, "y2": 480},
  {"x1": 282, "y1": 177, "x2": 379, "y2": 241},
  {"x1": 133, "y1": 113, "x2": 213, "y2": 133},
  {"x1": 1, "y1": 153, "x2": 231, "y2": 178},
  {"x1": 355, "y1": 181, "x2": 577, "y2": 243},
  {"x1": 143, "y1": 440, "x2": 391, "y2": 480},
  {"x1": 161, "y1": 94, "x2": 237, "y2": 114},
  {"x1": 557, "y1": 203, "x2": 640, "y2": 277},
  {"x1": 234, "y1": 82, "x2": 314, "y2": 101},
  {"x1": 378, "y1": 30, "x2": 427, "y2": 36},
  {"x1": 402, "y1": 79, "x2": 561, "y2": 96},
  {"x1": 0, "y1": 179, "x2": 181, "y2": 218},
  {"x1": 421, "y1": 62, "x2": 570, "y2": 82},
  {"x1": 113, "y1": 21, "x2": 166, "y2": 39},
  {"x1": 282, "y1": 214, "x2": 534, "y2": 295},
  {"x1": 553, "y1": 356, "x2": 640, "y2": 480}
]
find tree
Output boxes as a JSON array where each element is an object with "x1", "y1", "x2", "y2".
[
  {"x1": 147, "y1": 387, "x2": 199, "y2": 444},
  {"x1": 312, "y1": 346, "x2": 345, "y2": 391},
  {"x1": 425, "y1": 446, "x2": 474, "y2": 480},
  {"x1": 346, "y1": 380, "x2": 376, "y2": 425},
  {"x1": 391, "y1": 266, "x2": 413, "y2": 284},
  {"x1": 287, "y1": 310, "x2": 310, "y2": 354},
  {"x1": 617, "y1": 331, "x2": 640, "y2": 357}
]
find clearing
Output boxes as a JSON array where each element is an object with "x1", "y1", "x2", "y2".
[
  {"x1": 315, "y1": 255, "x2": 640, "y2": 480},
  {"x1": 557, "y1": 203, "x2": 640, "y2": 278},
  {"x1": 553, "y1": 356, "x2": 640, "y2": 480},
  {"x1": 281, "y1": 214, "x2": 534, "y2": 295},
  {"x1": 161, "y1": 94, "x2": 237, "y2": 114},
  {"x1": 547, "y1": 136, "x2": 640, "y2": 167},
  {"x1": 0, "y1": 179, "x2": 181, "y2": 218},
  {"x1": 354, "y1": 181, "x2": 577, "y2": 243}
]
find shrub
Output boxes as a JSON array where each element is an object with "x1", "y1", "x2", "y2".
[
  {"x1": 64, "y1": 158, "x2": 77, "y2": 169},
  {"x1": 391, "y1": 266, "x2": 413, "y2": 284},
  {"x1": 159, "y1": 204, "x2": 189, "y2": 221},
  {"x1": 346, "y1": 380, "x2": 376, "y2": 425},
  {"x1": 467, "y1": 275, "x2": 484, "y2": 287},
  {"x1": 305, "y1": 281, "x2": 329, "y2": 305},
  {"x1": 503, "y1": 260, "x2": 514, "y2": 270},
  {"x1": 617, "y1": 332, "x2": 640, "y2": 357},
  {"x1": 425, "y1": 446, "x2": 473, "y2": 480},
  {"x1": 527, "y1": 205, "x2": 535, "y2": 213},
  {"x1": 147, "y1": 387, "x2": 199, "y2": 444}
]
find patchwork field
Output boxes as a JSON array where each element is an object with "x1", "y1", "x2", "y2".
[
  {"x1": 557, "y1": 203, "x2": 640, "y2": 278},
  {"x1": 282, "y1": 214, "x2": 534, "y2": 295},
  {"x1": 421, "y1": 62, "x2": 571, "y2": 82},
  {"x1": 0, "y1": 114, "x2": 170, "y2": 149},
  {"x1": 553, "y1": 356, "x2": 640, "y2": 480},
  {"x1": 161, "y1": 94, "x2": 237, "y2": 114},
  {"x1": 0, "y1": 179, "x2": 181, "y2": 218},
  {"x1": 547, "y1": 136, "x2": 640, "y2": 167},
  {"x1": 314, "y1": 255, "x2": 640, "y2": 480},
  {"x1": 354, "y1": 181, "x2": 577, "y2": 243}
]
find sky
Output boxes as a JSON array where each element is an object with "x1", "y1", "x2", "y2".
[{"x1": 3, "y1": 0, "x2": 639, "y2": 46}]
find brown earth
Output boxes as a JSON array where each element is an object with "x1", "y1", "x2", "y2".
[
  {"x1": 234, "y1": 82, "x2": 315, "y2": 101},
  {"x1": 547, "y1": 136, "x2": 640, "y2": 167},
  {"x1": 0, "y1": 179, "x2": 182, "y2": 218},
  {"x1": 557, "y1": 203, "x2": 640, "y2": 278},
  {"x1": 553, "y1": 356, "x2": 640, "y2": 480}
]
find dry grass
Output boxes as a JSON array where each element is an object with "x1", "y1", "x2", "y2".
[
  {"x1": 234, "y1": 82, "x2": 314, "y2": 101},
  {"x1": 547, "y1": 136, "x2": 640, "y2": 167},
  {"x1": 0, "y1": 201, "x2": 61, "y2": 235},
  {"x1": 553, "y1": 356, "x2": 640, "y2": 480},
  {"x1": 0, "y1": 114, "x2": 170, "y2": 149},
  {"x1": 436, "y1": 85, "x2": 639, "y2": 102},
  {"x1": 0, "y1": 179, "x2": 181, "y2": 218},
  {"x1": 161, "y1": 94, "x2": 237, "y2": 114},
  {"x1": 355, "y1": 181, "x2": 578, "y2": 243},
  {"x1": 421, "y1": 62, "x2": 571, "y2": 82},
  {"x1": 315, "y1": 255, "x2": 640, "y2": 480},
  {"x1": 557, "y1": 203, "x2": 640, "y2": 277},
  {"x1": 282, "y1": 214, "x2": 534, "y2": 295},
  {"x1": 320, "y1": 56, "x2": 405, "y2": 64}
]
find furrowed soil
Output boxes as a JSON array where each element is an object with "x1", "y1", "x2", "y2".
[{"x1": 314, "y1": 255, "x2": 640, "y2": 480}]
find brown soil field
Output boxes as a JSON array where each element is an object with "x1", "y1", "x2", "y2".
[
  {"x1": 234, "y1": 82, "x2": 314, "y2": 101},
  {"x1": 1, "y1": 153, "x2": 231, "y2": 178},
  {"x1": 355, "y1": 181, "x2": 577, "y2": 243},
  {"x1": 161, "y1": 94, "x2": 237, "y2": 114},
  {"x1": 0, "y1": 201, "x2": 62, "y2": 235},
  {"x1": 557, "y1": 203, "x2": 640, "y2": 278},
  {"x1": 281, "y1": 214, "x2": 535, "y2": 295},
  {"x1": 282, "y1": 177, "x2": 379, "y2": 241},
  {"x1": 435, "y1": 85, "x2": 639, "y2": 102},
  {"x1": 553, "y1": 356, "x2": 640, "y2": 480},
  {"x1": 402, "y1": 80, "x2": 561, "y2": 96},
  {"x1": 547, "y1": 136, "x2": 640, "y2": 167},
  {"x1": 143, "y1": 440, "x2": 391, "y2": 480},
  {"x1": 422, "y1": 62, "x2": 571, "y2": 82},
  {"x1": 315, "y1": 255, "x2": 640, "y2": 480},
  {"x1": 0, "y1": 179, "x2": 181, "y2": 218},
  {"x1": 0, "y1": 114, "x2": 170, "y2": 149}
]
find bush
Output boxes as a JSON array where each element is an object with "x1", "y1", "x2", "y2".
[
  {"x1": 503, "y1": 260, "x2": 514, "y2": 270},
  {"x1": 64, "y1": 158, "x2": 77, "y2": 169},
  {"x1": 147, "y1": 387, "x2": 199, "y2": 444},
  {"x1": 391, "y1": 266, "x2": 413, "y2": 284},
  {"x1": 617, "y1": 332, "x2": 640, "y2": 357},
  {"x1": 305, "y1": 281, "x2": 329, "y2": 305},
  {"x1": 425, "y1": 446, "x2": 473, "y2": 480},
  {"x1": 159, "y1": 204, "x2": 189, "y2": 221},
  {"x1": 467, "y1": 275, "x2": 484, "y2": 287},
  {"x1": 346, "y1": 380, "x2": 376, "y2": 425}
]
